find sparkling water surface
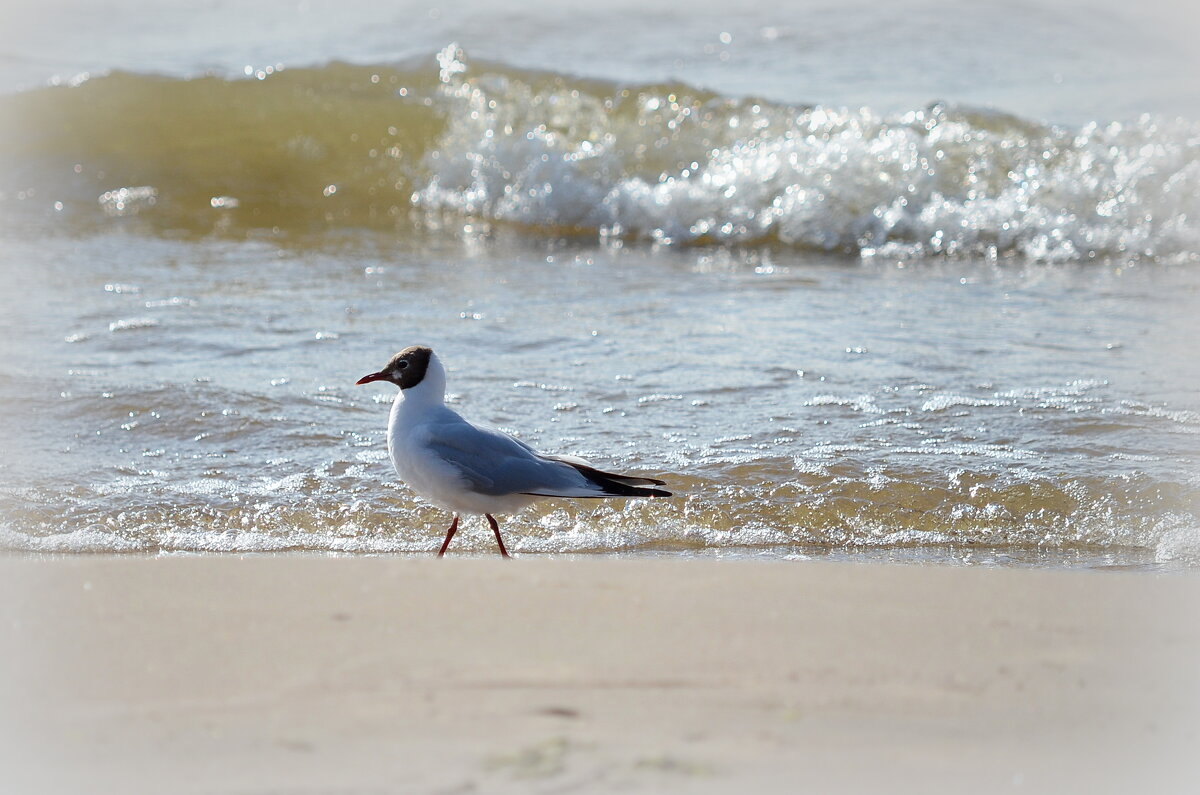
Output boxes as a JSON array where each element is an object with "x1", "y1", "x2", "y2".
[
  {"x1": 1, "y1": 0, "x2": 1198, "y2": 565},
  {"x1": 2, "y1": 230, "x2": 1197, "y2": 565}
]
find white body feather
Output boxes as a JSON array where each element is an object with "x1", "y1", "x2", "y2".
[{"x1": 386, "y1": 352, "x2": 612, "y2": 515}]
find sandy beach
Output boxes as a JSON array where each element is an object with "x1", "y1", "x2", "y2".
[
  {"x1": 2, "y1": 556, "x2": 1197, "y2": 793},
  {"x1": 5, "y1": 2, "x2": 1200, "y2": 793}
]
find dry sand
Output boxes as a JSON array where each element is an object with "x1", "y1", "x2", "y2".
[{"x1": 2, "y1": 555, "x2": 1198, "y2": 794}]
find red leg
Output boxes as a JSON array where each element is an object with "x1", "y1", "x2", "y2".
[
  {"x1": 485, "y1": 514, "x2": 511, "y2": 558},
  {"x1": 437, "y1": 515, "x2": 459, "y2": 558}
]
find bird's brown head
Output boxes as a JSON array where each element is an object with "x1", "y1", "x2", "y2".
[{"x1": 356, "y1": 346, "x2": 434, "y2": 390}]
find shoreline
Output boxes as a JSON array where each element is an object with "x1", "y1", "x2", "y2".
[
  {"x1": 1, "y1": 543, "x2": 1183, "y2": 571},
  {"x1": 3, "y1": 555, "x2": 1198, "y2": 793}
]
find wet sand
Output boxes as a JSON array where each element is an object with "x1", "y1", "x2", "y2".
[{"x1": 3, "y1": 556, "x2": 1198, "y2": 793}]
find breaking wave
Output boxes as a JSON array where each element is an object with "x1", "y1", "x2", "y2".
[
  {"x1": 3, "y1": 44, "x2": 1199, "y2": 262},
  {"x1": 2, "y1": 465, "x2": 1198, "y2": 566}
]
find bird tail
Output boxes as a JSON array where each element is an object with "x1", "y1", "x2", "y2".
[{"x1": 533, "y1": 457, "x2": 673, "y2": 498}]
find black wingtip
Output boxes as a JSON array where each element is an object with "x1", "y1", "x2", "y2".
[
  {"x1": 600, "y1": 484, "x2": 673, "y2": 498},
  {"x1": 589, "y1": 475, "x2": 673, "y2": 498},
  {"x1": 602, "y1": 484, "x2": 673, "y2": 498},
  {"x1": 552, "y1": 458, "x2": 673, "y2": 498}
]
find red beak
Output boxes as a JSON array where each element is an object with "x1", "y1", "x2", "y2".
[{"x1": 356, "y1": 372, "x2": 387, "y2": 385}]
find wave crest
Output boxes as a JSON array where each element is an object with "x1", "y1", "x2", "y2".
[
  {"x1": 415, "y1": 45, "x2": 1200, "y2": 261},
  {"x1": 4, "y1": 44, "x2": 1198, "y2": 262}
]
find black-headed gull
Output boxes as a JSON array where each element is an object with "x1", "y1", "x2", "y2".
[{"x1": 356, "y1": 346, "x2": 672, "y2": 557}]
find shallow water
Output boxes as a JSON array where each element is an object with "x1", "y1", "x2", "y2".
[
  {"x1": 1, "y1": 228, "x2": 1197, "y2": 565},
  {"x1": 1, "y1": 1, "x2": 1198, "y2": 566}
]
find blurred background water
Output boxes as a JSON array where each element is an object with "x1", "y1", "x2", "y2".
[{"x1": 1, "y1": 0, "x2": 1198, "y2": 565}]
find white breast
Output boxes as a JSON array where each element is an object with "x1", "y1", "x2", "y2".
[{"x1": 386, "y1": 389, "x2": 537, "y2": 515}]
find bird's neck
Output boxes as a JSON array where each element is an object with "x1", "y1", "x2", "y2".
[{"x1": 390, "y1": 352, "x2": 447, "y2": 418}]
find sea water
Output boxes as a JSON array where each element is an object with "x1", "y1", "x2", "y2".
[{"x1": 1, "y1": 0, "x2": 1197, "y2": 565}]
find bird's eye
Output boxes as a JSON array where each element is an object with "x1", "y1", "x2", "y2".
[{"x1": 397, "y1": 360, "x2": 410, "y2": 370}]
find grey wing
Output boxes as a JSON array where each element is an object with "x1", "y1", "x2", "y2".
[{"x1": 421, "y1": 420, "x2": 590, "y2": 497}]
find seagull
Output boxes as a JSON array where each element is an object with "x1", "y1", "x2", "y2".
[{"x1": 356, "y1": 346, "x2": 672, "y2": 557}]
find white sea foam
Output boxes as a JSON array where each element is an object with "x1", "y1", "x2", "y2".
[
  {"x1": 413, "y1": 46, "x2": 1200, "y2": 262},
  {"x1": 98, "y1": 186, "x2": 158, "y2": 215},
  {"x1": 806, "y1": 394, "x2": 885, "y2": 414},
  {"x1": 107, "y1": 317, "x2": 159, "y2": 333},
  {"x1": 920, "y1": 395, "x2": 1012, "y2": 412}
]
